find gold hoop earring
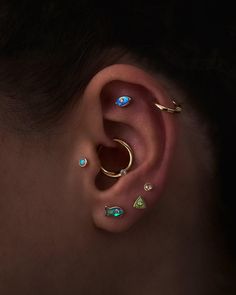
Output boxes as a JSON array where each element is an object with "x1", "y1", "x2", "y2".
[
  {"x1": 154, "y1": 99, "x2": 182, "y2": 114},
  {"x1": 100, "y1": 138, "x2": 133, "y2": 178}
]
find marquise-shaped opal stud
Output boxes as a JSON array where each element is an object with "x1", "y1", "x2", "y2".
[
  {"x1": 115, "y1": 96, "x2": 132, "y2": 107},
  {"x1": 79, "y1": 157, "x2": 88, "y2": 168},
  {"x1": 105, "y1": 206, "x2": 125, "y2": 217},
  {"x1": 133, "y1": 196, "x2": 146, "y2": 209}
]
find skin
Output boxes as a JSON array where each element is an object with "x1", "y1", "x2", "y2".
[{"x1": 0, "y1": 64, "x2": 234, "y2": 295}]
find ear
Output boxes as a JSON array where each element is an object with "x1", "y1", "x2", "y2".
[{"x1": 74, "y1": 64, "x2": 181, "y2": 233}]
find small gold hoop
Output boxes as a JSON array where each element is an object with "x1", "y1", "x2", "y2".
[
  {"x1": 100, "y1": 138, "x2": 133, "y2": 178},
  {"x1": 154, "y1": 99, "x2": 182, "y2": 114}
]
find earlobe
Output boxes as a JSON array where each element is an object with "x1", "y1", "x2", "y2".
[{"x1": 76, "y1": 64, "x2": 182, "y2": 233}]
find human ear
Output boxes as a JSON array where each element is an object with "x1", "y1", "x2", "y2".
[{"x1": 74, "y1": 64, "x2": 181, "y2": 233}]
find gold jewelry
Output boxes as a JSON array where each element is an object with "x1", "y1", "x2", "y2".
[
  {"x1": 154, "y1": 99, "x2": 182, "y2": 114},
  {"x1": 144, "y1": 183, "x2": 153, "y2": 191},
  {"x1": 133, "y1": 196, "x2": 146, "y2": 209},
  {"x1": 100, "y1": 138, "x2": 133, "y2": 178}
]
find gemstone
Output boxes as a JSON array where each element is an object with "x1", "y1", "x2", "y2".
[
  {"x1": 105, "y1": 206, "x2": 125, "y2": 217},
  {"x1": 115, "y1": 96, "x2": 131, "y2": 107},
  {"x1": 79, "y1": 157, "x2": 88, "y2": 168},
  {"x1": 120, "y1": 169, "x2": 127, "y2": 176},
  {"x1": 144, "y1": 183, "x2": 153, "y2": 192},
  {"x1": 133, "y1": 196, "x2": 146, "y2": 209}
]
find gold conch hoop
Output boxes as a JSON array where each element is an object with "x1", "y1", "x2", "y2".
[
  {"x1": 154, "y1": 99, "x2": 182, "y2": 114},
  {"x1": 100, "y1": 138, "x2": 133, "y2": 178}
]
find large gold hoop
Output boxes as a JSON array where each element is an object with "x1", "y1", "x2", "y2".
[{"x1": 100, "y1": 139, "x2": 133, "y2": 178}]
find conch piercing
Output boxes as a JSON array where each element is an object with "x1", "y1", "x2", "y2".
[
  {"x1": 100, "y1": 138, "x2": 133, "y2": 178},
  {"x1": 154, "y1": 99, "x2": 182, "y2": 114},
  {"x1": 115, "y1": 96, "x2": 132, "y2": 107},
  {"x1": 105, "y1": 206, "x2": 125, "y2": 217},
  {"x1": 79, "y1": 157, "x2": 88, "y2": 168}
]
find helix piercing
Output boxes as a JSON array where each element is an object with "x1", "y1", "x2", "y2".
[
  {"x1": 154, "y1": 99, "x2": 182, "y2": 114},
  {"x1": 115, "y1": 96, "x2": 132, "y2": 107},
  {"x1": 100, "y1": 138, "x2": 133, "y2": 178}
]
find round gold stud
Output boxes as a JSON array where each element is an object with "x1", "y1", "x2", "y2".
[{"x1": 144, "y1": 183, "x2": 153, "y2": 192}]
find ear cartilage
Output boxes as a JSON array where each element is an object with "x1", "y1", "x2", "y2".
[
  {"x1": 144, "y1": 183, "x2": 153, "y2": 192},
  {"x1": 79, "y1": 157, "x2": 88, "y2": 168},
  {"x1": 154, "y1": 99, "x2": 182, "y2": 114},
  {"x1": 133, "y1": 196, "x2": 146, "y2": 209},
  {"x1": 105, "y1": 206, "x2": 125, "y2": 217},
  {"x1": 115, "y1": 96, "x2": 132, "y2": 107}
]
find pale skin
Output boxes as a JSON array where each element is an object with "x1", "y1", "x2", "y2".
[{"x1": 0, "y1": 64, "x2": 233, "y2": 294}]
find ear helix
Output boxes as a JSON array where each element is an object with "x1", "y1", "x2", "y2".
[{"x1": 115, "y1": 95, "x2": 182, "y2": 114}]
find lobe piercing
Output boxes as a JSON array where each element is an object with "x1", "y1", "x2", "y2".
[
  {"x1": 115, "y1": 96, "x2": 132, "y2": 107},
  {"x1": 79, "y1": 157, "x2": 88, "y2": 168},
  {"x1": 144, "y1": 183, "x2": 153, "y2": 192},
  {"x1": 105, "y1": 206, "x2": 125, "y2": 217},
  {"x1": 133, "y1": 196, "x2": 146, "y2": 209}
]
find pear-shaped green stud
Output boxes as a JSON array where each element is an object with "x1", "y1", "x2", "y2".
[{"x1": 133, "y1": 196, "x2": 146, "y2": 209}]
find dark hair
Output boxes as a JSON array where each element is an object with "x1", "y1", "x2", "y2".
[{"x1": 0, "y1": 1, "x2": 235, "y2": 250}]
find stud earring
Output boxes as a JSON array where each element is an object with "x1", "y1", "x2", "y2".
[
  {"x1": 144, "y1": 183, "x2": 153, "y2": 192},
  {"x1": 115, "y1": 96, "x2": 132, "y2": 107},
  {"x1": 133, "y1": 196, "x2": 146, "y2": 209},
  {"x1": 105, "y1": 206, "x2": 125, "y2": 217},
  {"x1": 79, "y1": 157, "x2": 88, "y2": 168},
  {"x1": 100, "y1": 138, "x2": 133, "y2": 178}
]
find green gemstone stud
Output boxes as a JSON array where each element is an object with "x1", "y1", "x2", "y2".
[
  {"x1": 133, "y1": 196, "x2": 146, "y2": 209},
  {"x1": 105, "y1": 206, "x2": 125, "y2": 217}
]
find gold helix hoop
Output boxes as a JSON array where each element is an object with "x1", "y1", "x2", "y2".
[
  {"x1": 154, "y1": 99, "x2": 182, "y2": 114},
  {"x1": 100, "y1": 138, "x2": 133, "y2": 178}
]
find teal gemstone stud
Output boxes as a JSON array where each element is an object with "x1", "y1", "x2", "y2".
[
  {"x1": 115, "y1": 96, "x2": 131, "y2": 107},
  {"x1": 105, "y1": 206, "x2": 125, "y2": 217},
  {"x1": 79, "y1": 157, "x2": 88, "y2": 168}
]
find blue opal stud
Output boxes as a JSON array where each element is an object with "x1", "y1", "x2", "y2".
[
  {"x1": 105, "y1": 206, "x2": 125, "y2": 217},
  {"x1": 115, "y1": 96, "x2": 132, "y2": 107},
  {"x1": 79, "y1": 157, "x2": 88, "y2": 168}
]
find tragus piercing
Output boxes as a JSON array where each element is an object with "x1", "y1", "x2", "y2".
[{"x1": 79, "y1": 157, "x2": 88, "y2": 168}]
